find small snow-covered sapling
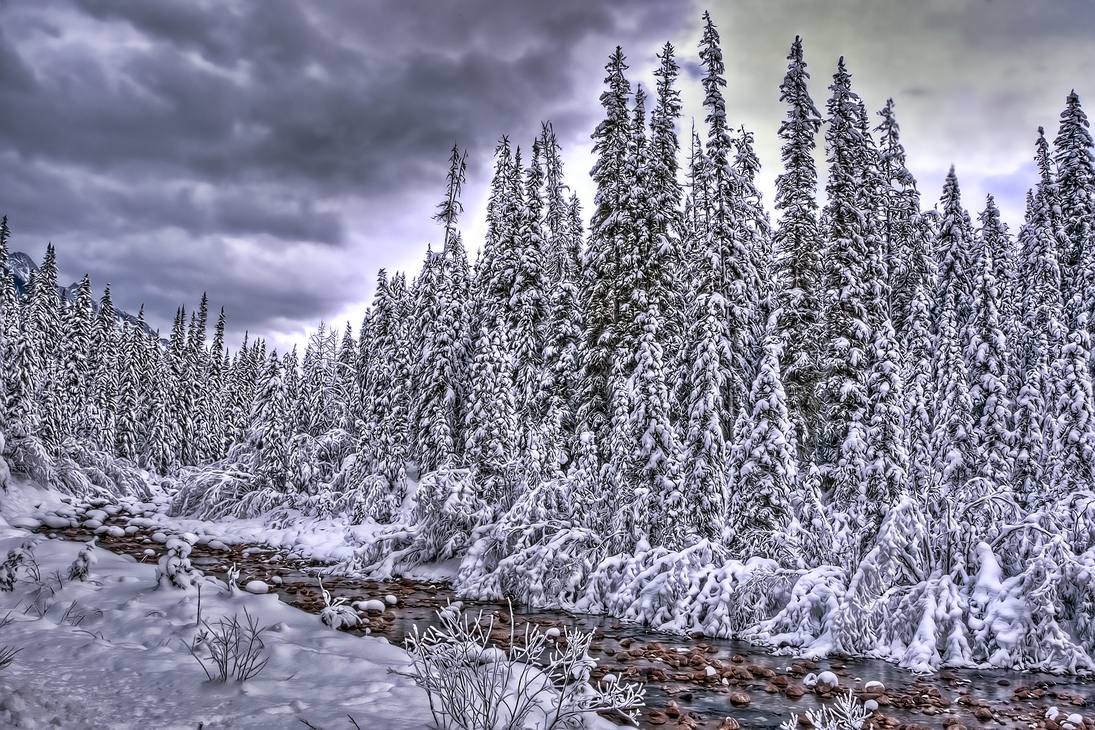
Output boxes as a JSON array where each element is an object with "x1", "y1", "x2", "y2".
[
  {"x1": 0, "y1": 550, "x2": 24, "y2": 592},
  {"x1": 68, "y1": 538, "x2": 98, "y2": 582},
  {"x1": 318, "y1": 580, "x2": 358, "y2": 630},
  {"x1": 157, "y1": 537, "x2": 197, "y2": 589}
]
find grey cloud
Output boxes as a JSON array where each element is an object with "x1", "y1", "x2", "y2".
[{"x1": 0, "y1": 0, "x2": 687, "y2": 344}]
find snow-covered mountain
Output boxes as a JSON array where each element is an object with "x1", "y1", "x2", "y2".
[{"x1": 4, "y1": 250, "x2": 158, "y2": 339}]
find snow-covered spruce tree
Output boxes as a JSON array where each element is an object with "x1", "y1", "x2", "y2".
[
  {"x1": 579, "y1": 46, "x2": 633, "y2": 456},
  {"x1": 1013, "y1": 129, "x2": 1067, "y2": 507},
  {"x1": 1050, "y1": 313, "x2": 1095, "y2": 498},
  {"x1": 539, "y1": 194, "x2": 584, "y2": 479},
  {"x1": 358, "y1": 270, "x2": 412, "y2": 500},
  {"x1": 966, "y1": 197, "x2": 1015, "y2": 488},
  {"x1": 815, "y1": 58, "x2": 878, "y2": 515},
  {"x1": 863, "y1": 316, "x2": 907, "y2": 531},
  {"x1": 616, "y1": 300, "x2": 685, "y2": 550},
  {"x1": 200, "y1": 307, "x2": 229, "y2": 461},
  {"x1": 902, "y1": 276, "x2": 937, "y2": 499},
  {"x1": 680, "y1": 284, "x2": 732, "y2": 543},
  {"x1": 1054, "y1": 91, "x2": 1095, "y2": 300},
  {"x1": 247, "y1": 351, "x2": 293, "y2": 499},
  {"x1": 930, "y1": 169, "x2": 976, "y2": 496},
  {"x1": 695, "y1": 11, "x2": 764, "y2": 423},
  {"x1": 0, "y1": 217, "x2": 16, "y2": 412},
  {"x1": 509, "y1": 143, "x2": 551, "y2": 482},
  {"x1": 410, "y1": 240, "x2": 469, "y2": 474},
  {"x1": 463, "y1": 315, "x2": 518, "y2": 506},
  {"x1": 141, "y1": 343, "x2": 179, "y2": 476},
  {"x1": 58, "y1": 274, "x2": 93, "y2": 442},
  {"x1": 4, "y1": 315, "x2": 39, "y2": 440},
  {"x1": 88, "y1": 285, "x2": 119, "y2": 452},
  {"x1": 647, "y1": 42, "x2": 687, "y2": 369},
  {"x1": 27, "y1": 243, "x2": 60, "y2": 370},
  {"x1": 772, "y1": 35, "x2": 824, "y2": 457},
  {"x1": 113, "y1": 322, "x2": 141, "y2": 462},
  {"x1": 728, "y1": 310, "x2": 796, "y2": 557}
]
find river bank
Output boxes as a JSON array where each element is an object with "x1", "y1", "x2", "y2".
[{"x1": 33, "y1": 502, "x2": 1095, "y2": 730}]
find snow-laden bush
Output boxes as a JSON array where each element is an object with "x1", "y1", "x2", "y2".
[
  {"x1": 745, "y1": 565, "x2": 847, "y2": 656},
  {"x1": 405, "y1": 605, "x2": 644, "y2": 730},
  {"x1": 157, "y1": 537, "x2": 198, "y2": 590},
  {"x1": 457, "y1": 479, "x2": 602, "y2": 606},
  {"x1": 170, "y1": 462, "x2": 256, "y2": 520},
  {"x1": 779, "y1": 690, "x2": 871, "y2": 730},
  {"x1": 3, "y1": 434, "x2": 149, "y2": 500},
  {"x1": 0, "y1": 549, "x2": 24, "y2": 592},
  {"x1": 575, "y1": 541, "x2": 781, "y2": 637},
  {"x1": 342, "y1": 467, "x2": 489, "y2": 579},
  {"x1": 67, "y1": 538, "x2": 97, "y2": 582},
  {"x1": 318, "y1": 580, "x2": 359, "y2": 630}
]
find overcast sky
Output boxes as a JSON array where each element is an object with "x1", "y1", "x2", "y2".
[{"x1": 0, "y1": 0, "x2": 1092, "y2": 351}]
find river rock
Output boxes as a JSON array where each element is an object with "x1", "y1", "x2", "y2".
[
  {"x1": 748, "y1": 664, "x2": 776, "y2": 678},
  {"x1": 815, "y1": 671, "x2": 839, "y2": 692},
  {"x1": 863, "y1": 680, "x2": 886, "y2": 694},
  {"x1": 244, "y1": 580, "x2": 269, "y2": 594},
  {"x1": 664, "y1": 700, "x2": 680, "y2": 718},
  {"x1": 786, "y1": 684, "x2": 805, "y2": 699},
  {"x1": 647, "y1": 709, "x2": 668, "y2": 725},
  {"x1": 973, "y1": 706, "x2": 994, "y2": 720},
  {"x1": 716, "y1": 719, "x2": 741, "y2": 730},
  {"x1": 729, "y1": 692, "x2": 750, "y2": 707}
]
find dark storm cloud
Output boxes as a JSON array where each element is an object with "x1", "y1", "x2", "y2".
[{"x1": 0, "y1": 0, "x2": 685, "y2": 344}]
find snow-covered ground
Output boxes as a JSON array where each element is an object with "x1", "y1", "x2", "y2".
[
  {"x1": 0, "y1": 477, "x2": 632, "y2": 730},
  {"x1": 0, "y1": 502, "x2": 433, "y2": 728}
]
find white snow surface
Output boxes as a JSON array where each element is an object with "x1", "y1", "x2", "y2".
[
  {"x1": 0, "y1": 489, "x2": 434, "y2": 729},
  {"x1": 0, "y1": 476, "x2": 625, "y2": 730}
]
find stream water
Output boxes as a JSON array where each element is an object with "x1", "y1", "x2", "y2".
[{"x1": 34, "y1": 510, "x2": 1095, "y2": 730}]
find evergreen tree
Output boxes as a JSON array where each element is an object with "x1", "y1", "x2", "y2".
[
  {"x1": 249, "y1": 351, "x2": 292, "y2": 492},
  {"x1": 729, "y1": 312, "x2": 796, "y2": 553},
  {"x1": 930, "y1": 169, "x2": 976, "y2": 494},
  {"x1": 1054, "y1": 91, "x2": 1095, "y2": 298},
  {"x1": 463, "y1": 318, "x2": 517, "y2": 503},
  {"x1": 1050, "y1": 320, "x2": 1095, "y2": 498},
  {"x1": 966, "y1": 198, "x2": 1014, "y2": 487},
  {"x1": 1013, "y1": 129, "x2": 1067, "y2": 505},
  {"x1": 877, "y1": 100, "x2": 933, "y2": 344},
  {"x1": 580, "y1": 46, "x2": 633, "y2": 450},
  {"x1": 618, "y1": 300, "x2": 684, "y2": 550},
  {"x1": 816, "y1": 58, "x2": 878, "y2": 504},
  {"x1": 59, "y1": 274, "x2": 93, "y2": 441},
  {"x1": 773, "y1": 36, "x2": 824, "y2": 454},
  {"x1": 903, "y1": 278, "x2": 937, "y2": 500}
]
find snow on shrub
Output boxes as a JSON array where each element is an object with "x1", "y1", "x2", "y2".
[
  {"x1": 404, "y1": 604, "x2": 644, "y2": 730},
  {"x1": 157, "y1": 537, "x2": 198, "y2": 590},
  {"x1": 341, "y1": 467, "x2": 489, "y2": 579}
]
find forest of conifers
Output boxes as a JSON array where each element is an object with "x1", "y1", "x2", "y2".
[{"x1": 4, "y1": 13, "x2": 1095, "y2": 672}]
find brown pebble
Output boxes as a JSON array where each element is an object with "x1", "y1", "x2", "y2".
[
  {"x1": 716, "y1": 719, "x2": 741, "y2": 730},
  {"x1": 973, "y1": 706, "x2": 993, "y2": 720},
  {"x1": 786, "y1": 685, "x2": 805, "y2": 699},
  {"x1": 731, "y1": 654, "x2": 745, "y2": 663},
  {"x1": 729, "y1": 692, "x2": 750, "y2": 706},
  {"x1": 665, "y1": 701, "x2": 680, "y2": 718},
  {"x1": 647, "y1": 709, "x2": 668, "y2": 725}
]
